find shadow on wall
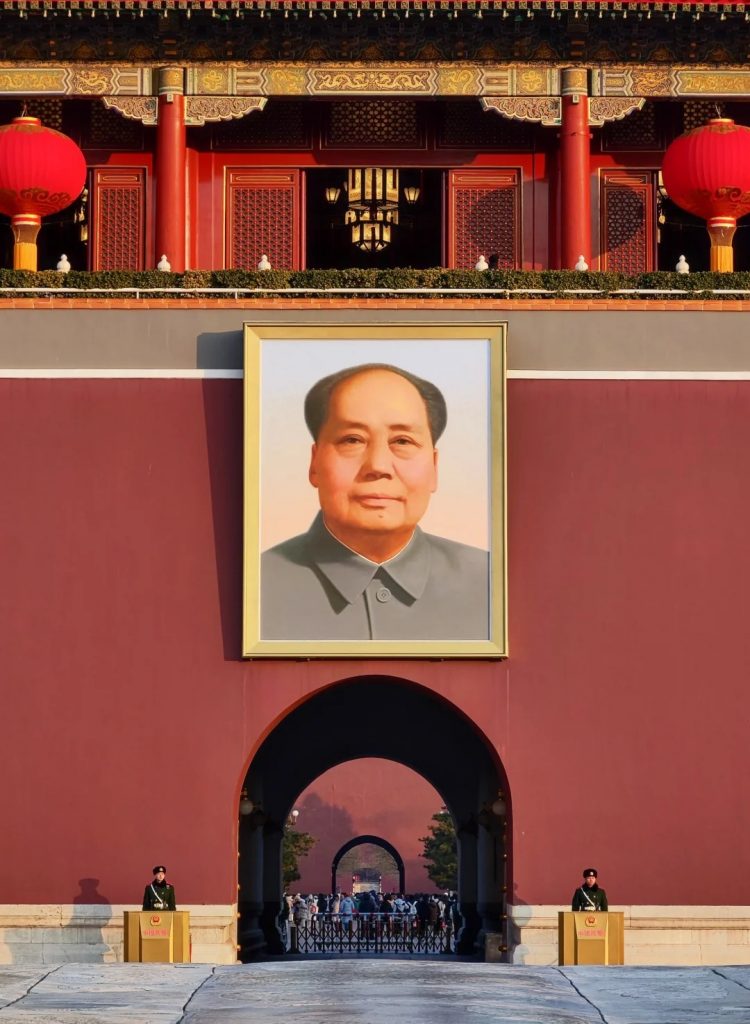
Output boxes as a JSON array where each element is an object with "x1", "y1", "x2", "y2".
[
  {"x1": 2, "y1": 878, "x2": 113, "y2": 965},
  {"x1": 67, "y1": 878, "x2": 113, "y2": 963},
  {"x1": 201, "y1": 376, "x2": 244, "y2": 662}
]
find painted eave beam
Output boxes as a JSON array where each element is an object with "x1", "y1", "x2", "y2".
[{"x1": 0, "y1": 0, "x2": 746, "y2": 14}]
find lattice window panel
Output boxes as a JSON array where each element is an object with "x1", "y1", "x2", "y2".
[
  {"x1": 600, "y1": 171, "x2": 655, "y2": 273},
  {"x1": 449, "y1": 170, "x2": 521, "y2": 270},
  {"x1": 438, "y1": 101, "x2": 532, "y2": 151},
  {"x1": 91, "y1": 168, "x2": 146, "y2": 271},
  {"x1": 226, "y1": 170, "x2": 299, "y2": 270},
  {"x1": 213, "y1": 101, "x2": 311, "y2": 150},
  {"x1": 24, "y1": 98, "x2": 63, "y2": 131},
  {"x1": 88, "y1": 102, "x2": 144, "y2": 150},
  {"x1": 683, "y1": 101, "x2": 716, "y2": 132},
  {"x1": 601, "y1": 102, "x2": 661, "y2": 152},
  {"x1": 325, "y1": 100, "x2": 421, "y2": 148}
]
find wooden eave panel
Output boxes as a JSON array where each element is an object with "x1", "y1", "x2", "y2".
[{"x1": 0, "y1": 0, "x2": 743, "y2": 11}]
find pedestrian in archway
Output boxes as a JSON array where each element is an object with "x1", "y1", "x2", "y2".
[{"x1": 340, "y1": 892, "x2": 355, "y2": 935}]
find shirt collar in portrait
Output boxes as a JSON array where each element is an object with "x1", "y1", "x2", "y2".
[{"x1": 310, "y1": 512, "x2": 431, "y2": 605}]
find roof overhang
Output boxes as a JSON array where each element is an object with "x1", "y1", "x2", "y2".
[{"x1": 0, "y1": 0, "x2": 746, "y2": 13}]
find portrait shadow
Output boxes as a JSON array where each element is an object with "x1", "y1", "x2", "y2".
[{"x1": 200, "y1": 361, "x2": 244, "y2": 661}]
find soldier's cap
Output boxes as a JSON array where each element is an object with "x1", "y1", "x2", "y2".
[
  {"x1": 153, "y1": 865, "x2": 167, "y2": 874},
  {"x1": 583, "y1": 868, "x2": 598, "y2": 878}
]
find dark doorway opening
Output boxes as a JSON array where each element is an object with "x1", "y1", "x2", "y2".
[
  {"x1": 237, "y1": 675, "x2": 511, "y2": 962},
  {"x1": 0, "y1": 207, "x2": 88, "y2": 273},
  {"x1": 332, "y1": 835, "x2": 406, "y2": 895},
  {"x1": 658, "y1": 197, "x2": 750, "y2": 272},
  {"x1": 306, "y1": 168, "x2": 443, "y2": 269}
]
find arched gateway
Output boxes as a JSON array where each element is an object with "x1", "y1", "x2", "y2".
[
  {"x1": 332, "y1": 835, "x2": 406, "y2": 896},
  {"x1": 237, "y1": 676, "x2": 511, "y2": 961}
]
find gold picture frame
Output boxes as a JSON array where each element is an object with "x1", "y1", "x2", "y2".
[{"x1": 242, "y1": 320, "x2": 507, "y2": 658}]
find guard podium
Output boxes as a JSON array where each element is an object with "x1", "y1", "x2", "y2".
[
  {"x1": 558, "y1": 912, "x2": 624, "y2": 965},
  {"x1": 123, "y1": 911, "x2": 191, "y2": 963}
]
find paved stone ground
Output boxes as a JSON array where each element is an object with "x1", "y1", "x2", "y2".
[{"x1": 1, "y1": 960, "x2": 749, "y2": 1024}]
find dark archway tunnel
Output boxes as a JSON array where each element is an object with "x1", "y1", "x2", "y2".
[
  {"x1": 332, "y1": 834, "x2": 406, "y2": 895},
  {"x1": 238, "y1": 675, "x2": 511, "y2": 960}
]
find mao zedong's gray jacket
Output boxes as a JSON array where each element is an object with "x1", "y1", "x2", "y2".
[{"x1": 260, "y1": 512, "x2": 489, "y2": 641}]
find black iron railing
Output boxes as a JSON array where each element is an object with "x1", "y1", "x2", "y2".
[{"x1": 287, "y1": 913, "x2": 456, "y2": 955}]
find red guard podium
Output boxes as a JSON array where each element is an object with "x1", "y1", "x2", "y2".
[
  {"x1": 558, "y1": 912, "x2": 624, "y2": 965},
  {"x1": 123, "y1": 911, "x2": 191, "y2": 963}
]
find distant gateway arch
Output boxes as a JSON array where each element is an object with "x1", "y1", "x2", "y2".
[{"x1": 331, "y1": 834, "x2": 406, "y2": 895}]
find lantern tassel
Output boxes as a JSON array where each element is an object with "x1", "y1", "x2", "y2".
[
  {"x1": 11, "y1": 214, "x2": 41, "y2": 272},
  {"x1": 708, "y1": 217, "x2": 736, "y2": 273}
]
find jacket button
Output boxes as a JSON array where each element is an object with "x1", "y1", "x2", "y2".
[{"x1": 375, "y1": 586, "x2": 392, "y2": 603}]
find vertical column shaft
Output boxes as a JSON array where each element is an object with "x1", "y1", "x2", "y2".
[
  {"x1": 155, "y1": 66, "x2": 186, "y2": 272},
  {"x1": 559, "y1": 68, "x2": 591, "y2": 270}
]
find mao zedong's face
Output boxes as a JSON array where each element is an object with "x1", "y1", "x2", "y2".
[{"x1": 309, "y1": 369, "x2": 438, "y2": 562}]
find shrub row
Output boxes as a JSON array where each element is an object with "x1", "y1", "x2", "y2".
[{"x1": 2, "y1": 267, "x2": 750, "y2": 296}]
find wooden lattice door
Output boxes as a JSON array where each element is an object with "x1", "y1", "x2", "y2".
[
  {"x1": 90, "y1": 167, "x2": 147, "y2": 271},
  {"x1": 600, "y1": 170, "x2": 656, "y2": 273},
  {"x1": 225, "y1": 169, "x2": 302, "y2": 270},
  {"x1": 447, "y1": 169, "x2": 521, "y2": 270}
]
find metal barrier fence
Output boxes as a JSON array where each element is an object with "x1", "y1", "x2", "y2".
[{"x1": 288, "y1": 913, "x2": 456, "y2": 955}]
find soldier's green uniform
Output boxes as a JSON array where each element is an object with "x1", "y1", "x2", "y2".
[
  {"x1": 571, "y1": 868, "x2": 608, "y2": 911},
  {"x1": 142, "y1": 865, "x2": 176, "y2": 911}
]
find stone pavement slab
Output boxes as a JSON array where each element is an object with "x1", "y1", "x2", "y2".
[
  {"x1": 2, "y1": 960, "x2": 750, "y2": 1023},
  {"x1": 0, "y1": 963, "x2": 212, "y2": 1024},
  {"x1": 0, "y1": 969, "x2": 50, "y2": 1009},
  {"x1": 560, "y1": 965, "x2": 750, "y2": 1023},
  {"x1": 182, "y1": 961, "x2": 602, "y2": 1024}
]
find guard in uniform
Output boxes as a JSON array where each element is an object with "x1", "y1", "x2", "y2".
[
  {"x1": 572, "y1": 868, "x2": 608, "y2": 911},
  {"x1": 142, "y1": 865, "x2": 176, "y2": 911}
]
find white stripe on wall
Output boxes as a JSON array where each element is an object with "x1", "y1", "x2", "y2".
[
  {"x1": 1, "y1": 368, "x2": 750, "y2": 380},
  {"x1": 0, "y1": 368, "x2": 245, "y2": 379}
]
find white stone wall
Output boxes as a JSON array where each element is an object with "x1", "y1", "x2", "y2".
[
  {"x1": 3, "y1": 904, "x2": 749, "y2": 966},
  {"x1": 510, "y1": 905, "x2": 750, "y2": 966},
  {"x1": 0, "y1": 905, "x2": 237, "y2": 966}
]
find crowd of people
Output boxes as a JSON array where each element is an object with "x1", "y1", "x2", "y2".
[{"x1": 279, "y1": 890, "x2": 461, "y2": 946}]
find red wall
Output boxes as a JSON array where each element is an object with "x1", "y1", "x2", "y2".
[
  {"x1": 292, "y1": 760, "x2": 443, "y2": 895},
  {"x1": 2, "y1": 377, "x2": 749, "y2": 907}
]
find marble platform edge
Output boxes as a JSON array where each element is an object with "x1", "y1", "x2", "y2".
[
  {"x1": 508, "y1": 904, "x2": 750, "y2": 967},
  {"x1": 0, "y1": 904, "x2": 237, "y2": 966},
  {"x1": 2, "y1": 904, "x2": 750, "y2": 967}
]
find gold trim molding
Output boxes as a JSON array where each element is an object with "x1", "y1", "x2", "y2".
[
  {"x1": 588, "y1": 97, "x2": 646, "y2": 127},
  {"x1": 0, "y1": 66, "x2": 150, "y2": 96},
  {"x1": 185, "y1": 96, "x2": 267, "y2": 126},
  {"x1": 103, "y1": 95, "x2": 267, "y2": 126},
  {"x1": 0, "y1": 62, "x2": 748, "y2": 101},
  {"x1": 481, "y1": 96, "x2": 562, "y2": 127},
  {"x1": 596, "y1": 66, "x2": 750, "y2": 98},
  {"x1": 102, "y1": 96, "x2": 158, "y2": 126}
]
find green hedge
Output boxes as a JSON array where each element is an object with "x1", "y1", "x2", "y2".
[{"x1": 2, "y1": 267, "x2": 750, "y2": 296}]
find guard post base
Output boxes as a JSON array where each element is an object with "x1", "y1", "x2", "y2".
[
  {"x1": 123, "y1": 910, "x2": 191, "y2": 963},
  {"x1": 558, "y1": 911, "x2": 624, "y2": 965}
]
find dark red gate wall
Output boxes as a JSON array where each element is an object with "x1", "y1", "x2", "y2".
[{"x1": 1, "y1": 377, "x2": 749, "y2": 907}]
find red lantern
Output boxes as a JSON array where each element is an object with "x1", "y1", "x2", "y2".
[
  {"x1": 661, "y1": 117, "x2": 750, "y2": 272},
  {"x1": 0, "y1": 115, "x2": 87, "y2": 271}
]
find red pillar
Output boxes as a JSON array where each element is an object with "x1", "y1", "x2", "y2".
[
  {"x1": 155, "y1": 66, "x2": 186, "y2": 272},
  {"x1": 559, "y1": 67, "x2": 591, "y2": 270}
]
